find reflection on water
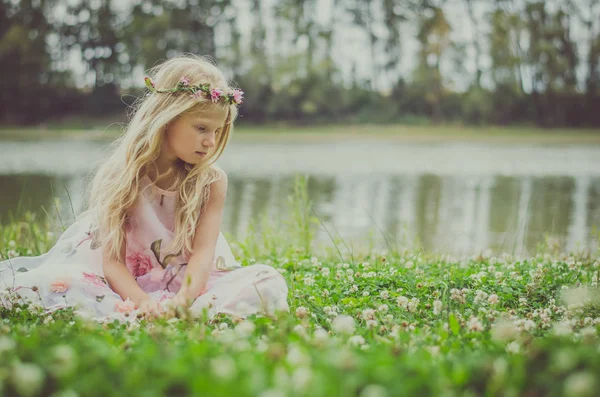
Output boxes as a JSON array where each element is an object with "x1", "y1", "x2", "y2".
[{"x1": 1, "y1": 171, "x2": 598, "y2": 256}]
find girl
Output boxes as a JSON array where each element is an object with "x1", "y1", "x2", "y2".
[{"x1": 0, "y1": 54, "x2": 290, "y2": 321}]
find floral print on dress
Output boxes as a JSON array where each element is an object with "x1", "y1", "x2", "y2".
[
  {"x1": 126, "y1": 251, "x2": 155, "y2": 278},
  {"x1": 126, "y1": 238, "x2": 188, "y2": 293}
]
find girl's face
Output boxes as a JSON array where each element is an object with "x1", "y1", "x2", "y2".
[{"x1": 160, "y1": 105, "x2": 229, "y2": 167}]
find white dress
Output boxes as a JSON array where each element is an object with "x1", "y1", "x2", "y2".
[{"x1": 0, "y1": 175, "x2": 290, "y2": 320}]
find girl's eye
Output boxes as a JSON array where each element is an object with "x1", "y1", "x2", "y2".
[{"x1": 196, "y1": 126, "x2": 206, "y2": 131}]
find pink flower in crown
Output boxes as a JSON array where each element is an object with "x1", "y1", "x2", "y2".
[
  {"x1": 126, "y1": 251, "x2": 154, "y2": 278},
  {"x1": 210, "y1": 88, "x2": 223, "y2": 103},
  {"x1": 190, "y1": 90, "x2": 203, "y2": 100},
  {"x1": 233, "y1": 89, "x2": 244, "y2": 104},
  {"x1": 180, "y1": 76, "x2": 190, "y2": 86}
]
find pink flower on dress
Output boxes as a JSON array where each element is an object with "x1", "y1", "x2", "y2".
[
  {"x1": 82, "y1": 272, "x2": 107, "y2": 289},
  {"x1": 126, "y1": 252, "x2": 154, "y2": 278},
  {"x1": 50, "y1": 276, "x2": 71, "y2": 293},
  {"x1": 233, "y1": 89, "x2": 244, "y2": 104},
  {"x1": 210, "y1": 88, "x2": 223, "y2": 103},
  {"x1": 180, "y1": 76, "x2": 190, "y2": 86},
  {"x1": 115, "y1": 298, "x2": 136, "y2": 313}
]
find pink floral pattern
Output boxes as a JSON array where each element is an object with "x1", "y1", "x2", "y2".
[
  {"x1": 126, "y1": 252, "x2": 154, "y2": 278},
  {"x1": 82, "y1": 272, "x2": 108, "y2": 289}
]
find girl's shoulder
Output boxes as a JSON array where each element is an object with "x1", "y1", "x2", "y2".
[{"x1": 209, "y1": 164, "x2": 228, "y2": 182}]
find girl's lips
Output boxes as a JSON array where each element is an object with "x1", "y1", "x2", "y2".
[{"x1": 195, "y1": 151, "x2": 207, "y2": 157}]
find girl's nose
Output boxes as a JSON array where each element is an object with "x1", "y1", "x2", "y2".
[{"x1": 203, "y1": 133, "x2": 216, "y2": 147}]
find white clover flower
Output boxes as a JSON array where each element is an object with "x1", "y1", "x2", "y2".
[
  {"x1": 491, "y1": 319, "x2": 518, "y2": 342},
  {"x1": 563, "y1": 371, "x2": 596, "y2": 397},
  {"x1": 488, "y1": 294, "x2": 499, "y2": 305},
  {"x1": 313, "y1": 328, "x2": 329, "y2": 343},
  {"x1": 379, "y1": 290, "x2": 389, "y2": 299},
  {"x1": 377, "y1": 304, "x2": 389, "y2": 313},
  {"x1": 303, "y1": 276, "x2": 315, "y2": 286},
  {"x1": 291, "y1": 366, "x2": 313, "y2": 392},
  {"x1": 11, "y1": 362, "x2": 45, "y2": 397},
  {"x1": 505, "y1": 341, "x2": 521, "y2": 354},
  {"x1": 348, "y1": 335, "x2": 366, "y2": 346},
  {"x1": 256, "y1": 337, "x2": 269, "y2": 353},
  {"x1": 362, "y1": 291, "x2": 370, "y2": 297},
  {"x1": 324, "y1": 306, "x2": 338, "y2": 317},
  {"x1": 427, "y1": 345, "x2": 440, "y2": 357},
  {"x1": 362, "y1": 308, "x2": 376, "y2": 320},
  {"x1": 522, "y1": 319, "x2": 536, "y2": 332},
  {"x1": 553, "y1": 320, "x2": 573, "y2": 336},
  {"x1": 433, "y1": 300, "x2": 443, "y2": 315},
  {"x1": 49, "y1": 345, "x2": 77, "y2": 378},
  {"x1": 518, "y1": 297, "x2": 528, "y2": 306},
  {"x1": 350, "y1": 284, "x2": 359, "y2": 293},
  {"x1": 467, "y1": 316, "x2": 484, "y2": 332},
  {"x1": 396, "y1": 296, "x2": 409, "y2": 309},
  {"x1": 8, "y1": 240, "x2": 16, "y2": 248},
  {"x1": 218, "y1": 322, "x2": 229, "y2": 330},
  {"x1": 407, "y1": 298, "x2": 419, "y2": 313},
  {"x1": 359, "y1": 384, "x2": 388, "y2": 397},
  {"x1": 295, "y1": 306, "x2": 309, "y2": 318},
  {"x1": 293, "y1": 325, "x2": 307, "y2": 338},
  {"x1": 366, "y1": 320, "x2": 378, "y2": 329},
  {"x1": 561, "y1": 286, "x2": 599, "y2": 309},
  {"x1": 332, "y1": 315, "x2": 355, "y2": 335},
  {"x1": 235, "y1": 320, "x2": 256, "y2": 338},
  {"x1": 286, "y1": 345, "x2": 310, "y2": 366},
  {"x1": 0, "y1": 335, "x2": 16, "y2": 355},
  {"x1": 211, "y1": 356, "x2": 236, "y2": 380}
]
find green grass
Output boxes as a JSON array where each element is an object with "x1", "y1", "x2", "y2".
[
  {"x1": 1, "y1": 177, "x2": 599, "y2": 396},
  {"x1": 1, "y1": 122, "x2": 599, "y2": 144}
]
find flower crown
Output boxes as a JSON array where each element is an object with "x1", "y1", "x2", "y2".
[{"x1": 144, "y1": 76, "x2": 244, "y2": 105}]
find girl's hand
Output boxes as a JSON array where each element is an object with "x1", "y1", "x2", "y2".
[
  {"x1": 137, "y1": 298, "x2": 164, "y2": 320},
  {"x1": 172, "y1": 293, "x2": 192, "y2": 308}
]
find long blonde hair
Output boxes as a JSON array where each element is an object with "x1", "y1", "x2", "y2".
[{"x1": 81, "y1": 54, "x2": 239, "y2": 263}]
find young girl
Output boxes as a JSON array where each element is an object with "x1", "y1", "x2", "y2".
[{"x1": 0, "y1": 54, "x2": 289, "y2": 321}]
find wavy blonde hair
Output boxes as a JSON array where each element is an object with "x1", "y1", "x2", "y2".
[{"x1": 80, "y1": 54, "x2": 239, "y2": 263}]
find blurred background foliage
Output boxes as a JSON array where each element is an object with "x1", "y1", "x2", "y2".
[{"x1": 1, "y1": 0, "x2": 599, "y2": 127}]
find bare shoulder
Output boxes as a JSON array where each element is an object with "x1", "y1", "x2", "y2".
[{"x1": 209, "y1": 166, "x2": 228, "y2": 198}]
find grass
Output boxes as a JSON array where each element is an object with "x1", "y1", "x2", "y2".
[
  {"x1": 0, "y1": 177, "x2": 599, "y2": 396},
  {"x1": 1, "y1": 122, "x2": 599, "y2": 144}
]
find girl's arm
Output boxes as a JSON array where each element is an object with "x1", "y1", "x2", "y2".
[
  {"x1": 176, "y1": 169, "x2": 228, "y2": 303},
  {"x1": 102, "y1": 239, "x2": 149, "y2": 306}
]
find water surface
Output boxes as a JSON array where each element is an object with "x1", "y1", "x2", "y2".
[{"x1": 1, "y1": 139, "x2": 599, "y2": 256}]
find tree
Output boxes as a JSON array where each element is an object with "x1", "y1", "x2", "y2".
[{"x1": 0, "y1": 0, "x2": 60, "y2": 123}]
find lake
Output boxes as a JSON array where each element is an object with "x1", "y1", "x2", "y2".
[{"x1": 1, "y1": 138, "x2": 599, "y2": 257}]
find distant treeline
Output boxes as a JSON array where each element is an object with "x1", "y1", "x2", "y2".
[{"x1": 2, "y1": 0, "x2": 599, "y2": 128}]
